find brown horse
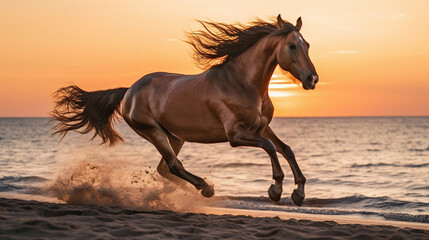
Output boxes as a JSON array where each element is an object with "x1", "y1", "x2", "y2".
[{"x1": 51, "y1": 14, "x2": 318, "y2": 206}]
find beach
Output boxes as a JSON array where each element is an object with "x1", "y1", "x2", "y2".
[{"x1": 0, "y1": 197, "x2": 428, "y2": 240}]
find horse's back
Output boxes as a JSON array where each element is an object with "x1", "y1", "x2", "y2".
[{"x1": 122, "y1": 72, "x2": 228, "y2": 143}]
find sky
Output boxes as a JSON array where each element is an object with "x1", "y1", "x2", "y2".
[{"x1": 0, "y1": 0, "x2": 428, "y2": 117}]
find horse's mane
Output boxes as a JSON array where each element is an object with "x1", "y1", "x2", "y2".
[{"x1": 186, "y1": 17, "x2": 297, "y2": 69}]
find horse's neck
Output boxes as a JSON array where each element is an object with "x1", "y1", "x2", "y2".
[{"x1": 228, "y1": 36, "x2": 279, "y2": 95}]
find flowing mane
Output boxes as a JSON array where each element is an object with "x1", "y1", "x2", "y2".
[{"x1": 186, "y1": 17, "x2": 297, "y2": 69}]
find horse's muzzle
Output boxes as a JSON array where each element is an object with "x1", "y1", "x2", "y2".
[{"x1": 303, "y1": 74, "x2": 318, "y2": 90}]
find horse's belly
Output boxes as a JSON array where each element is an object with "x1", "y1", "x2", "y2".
[
  {"x1": 163, "y1": 119, "x2": 228, "y2": 143},
  {"x1": 172, "y1": 126, "x2": 228, "y2": 143},
  {"x1": 159, "y1": 107, "x2": 228, "y2": 143}
]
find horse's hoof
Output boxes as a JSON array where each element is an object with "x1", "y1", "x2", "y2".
[
  {"x1": 268, "y1": 184, "x2": 282, "y2": 202},
  {"x1": 200, "y1": 185, "x2": 214, "y2": 198},
  {"x1": 291, "y1": 189, "x2": 304, "y2": 206}
]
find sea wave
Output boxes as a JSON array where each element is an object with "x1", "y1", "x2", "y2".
[
  {"x1": 0, "y1": 176, "x2": 49, "y2": 183},
  {"x1": 215, "y1": 195, "x2": 429, "y2": 223},
  {"x1": 351, "y1": 163, "x2": 429, "y2": 168},
  {"x1": 0, "y1": 184, "x2": 23, "y2": 192},
  {"x1": 221, "y1": 195, "x2": 429, "y2": 209},
  {"x1": 409, "y1": 147, "x2": 429, "y2": 152},
  {"x1": 213, "y1": 163, "x2": 267, "y2": 168},
  {"x1": 0, "y1": 176, "x2": 49, "y2": 193}
]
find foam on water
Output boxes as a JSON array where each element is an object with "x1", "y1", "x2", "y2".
[{"x1": 215, "y1": 196, "x2": 429, "y2": 223}]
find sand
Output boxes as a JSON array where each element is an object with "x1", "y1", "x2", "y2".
[{"x1": 0, "y1": 198, "x2": 428, "y2": 240}]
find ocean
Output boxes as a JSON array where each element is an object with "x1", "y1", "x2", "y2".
[{"x1": 0, "y1": 117, "x2": 428, "y2": 223}]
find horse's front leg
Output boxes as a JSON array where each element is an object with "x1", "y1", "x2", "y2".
[
  {"x1": 262, "y1": 126, "x2": 306, "y2": 206},
  {"x1": 227, "y1": 124, "x2": 284, "y2": 202}
]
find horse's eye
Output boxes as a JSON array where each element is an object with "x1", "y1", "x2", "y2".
[{"x1": 289, "y1": 44, "x2": 297, "y2": 50}]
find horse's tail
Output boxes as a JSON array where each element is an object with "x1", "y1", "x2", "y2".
[{"x1": 50, "y1": 85, "x2": 129, "y2": 146}]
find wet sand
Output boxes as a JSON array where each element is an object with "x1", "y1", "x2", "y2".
[{"x1": 0, "y1": 197, "x2": 428, "y2": 240}]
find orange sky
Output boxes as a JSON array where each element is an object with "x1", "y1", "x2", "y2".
[{"x1": 0, "y1": 0, "x2": 428, "y2": 117}]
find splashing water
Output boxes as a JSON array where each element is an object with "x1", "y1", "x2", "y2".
[{"x1": 46, "y1": 155, "x2": 215, "y2": 212}]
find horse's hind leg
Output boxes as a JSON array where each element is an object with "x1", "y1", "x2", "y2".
[
  {"x1": 133, "y1": 126, "x2": 214, "y2": 198},
  {"x1": 157, "y1": 133, "x2": 185, "y2": 183}
]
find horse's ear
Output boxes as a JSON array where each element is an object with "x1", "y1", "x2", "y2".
[
  {"x1": 277, "y1": 14, "x2": 285, "y2": 29},
  {"x1": 296, "y1": 17, "x2": 302, "y2": 31}
]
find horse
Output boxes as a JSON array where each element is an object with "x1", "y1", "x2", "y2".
[{"x1": 51, "y1": 14, "x2": 318, "y2": 206}]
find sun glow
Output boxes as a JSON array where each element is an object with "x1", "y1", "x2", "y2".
[
  {"x1": 268, "y1": 73, "x2": 299, "y2": 98},
  {"x1": 269, "y1": 84, "x2": 297, "y2": 89},
  {"x1": 268, "y1": 82, "x2": 297, "y2": 98},
  {"x1": 268, "y1": 90, "x2": 294, "y2": 98}
]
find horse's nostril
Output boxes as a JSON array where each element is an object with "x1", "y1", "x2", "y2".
[
  {"x1": 313, "y1": 75, "x2": 319, "y2": 84},
  {"x1": 307, "y1": 75, "x2": 318, "y2": 86}
]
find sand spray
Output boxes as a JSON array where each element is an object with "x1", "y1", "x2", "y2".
[{"x1": 46, "y1": 151, "x2": 216, "y2": 212}]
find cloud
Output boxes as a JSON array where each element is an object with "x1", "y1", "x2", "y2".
[
  {"x1": 389, "y1": 13, "x2": 405, "y2": 19},
  {"x1": 369, "y1": 12, "x2": 406, "y2": 19},
  {"x1": 165, "y1": 38, "x2": 180, "y2": 42},
  {"x1": 337, "y1": 26, "x2": 354, "y2": 32},
  {"x1": 328, "y1": 50, "x2": 359, "y2": 54}
]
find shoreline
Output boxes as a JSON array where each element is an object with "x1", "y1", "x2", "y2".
[
  {"x1": 3, "y1": 191, "x2": 428, "y2": 229},
  {"x1": 0, "y1": 197, "x2": 428, "y2": 239},
  {"x1": 200, "y1": 207, "x2": 429, "y2": 230}
]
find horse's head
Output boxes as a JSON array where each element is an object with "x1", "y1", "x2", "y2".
[{"x1": 275, "y1": 15, "x2": 318, "y2": 90}]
